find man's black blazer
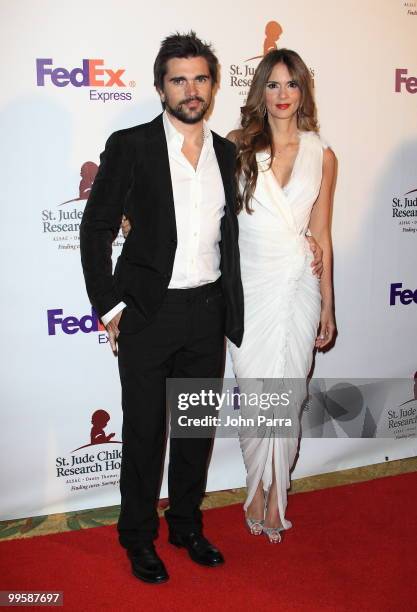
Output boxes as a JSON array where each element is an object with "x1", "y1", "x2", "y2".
[{"x1": 80, "y1": 113, "x2": 244, "y2": 347}]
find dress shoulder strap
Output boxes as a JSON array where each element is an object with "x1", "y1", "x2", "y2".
[
  {"x1": 302, "y1": 130, "x2": 330, "y2": 151},
  {"x1": 318, "y1": 133, "x2": 331, "y2": 150}
]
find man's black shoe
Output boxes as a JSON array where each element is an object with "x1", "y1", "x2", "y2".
[
  {"x1": 168, "y1": 532, "x2": 224, "y2": 567},
  {"x1": 127, "y1": 545, "x2": 169, "y2": 584}
]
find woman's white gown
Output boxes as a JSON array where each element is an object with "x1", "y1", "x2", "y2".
[{"x1": 228, "y1": 130, "x2": 326, "y2": 530}]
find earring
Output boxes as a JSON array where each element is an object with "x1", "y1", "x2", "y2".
[{"x1": 258, "y1": 103, "x2": 266, "y2": 117}]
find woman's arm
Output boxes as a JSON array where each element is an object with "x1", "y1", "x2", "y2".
[{"x1": 309, "y1": 147, "x2": 337, "y2": 349}]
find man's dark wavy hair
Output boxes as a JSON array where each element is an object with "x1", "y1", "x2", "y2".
[{"x1": 153, "y1": 30, "x2": 219, "y2": 92}]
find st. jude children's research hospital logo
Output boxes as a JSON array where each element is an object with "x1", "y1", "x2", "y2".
[
  {"x1": 36, "y1": 57, "x2": 135, "y2": 102},
  {"x1": 42, "y1": 160, "x2": 97, "y2": 251},
  {"x1": 391, "y1": 187, "x2": 417, "y2": 233},
  {"x1": 229, "y1": 21, "x2": 315, "y2": 98},
  {"x1": 41, "y1": 159, "x2": 124, "y2": 252},
  {"x1": 55, "y1": 409, "x2": 122, "y2": 493},
  {"x1": 229, "y1": 21, "x2": 283, "y2": 95},
  {"x1": 403, "y1": 2, "x2": 417, "y2": 16}
]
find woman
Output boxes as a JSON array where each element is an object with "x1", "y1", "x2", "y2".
[
  {"x1": 227, "y1": 48, "x2": 336, "y2": 543},
  {"x1": 121, "y1": 47, "x2": 335, "y2": 543}
]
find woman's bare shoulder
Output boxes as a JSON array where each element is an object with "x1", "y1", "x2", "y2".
[{"x1": 323, "y1": 146, "x2": 337, "y2": 167}]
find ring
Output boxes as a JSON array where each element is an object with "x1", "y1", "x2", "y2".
[{"x1": 319, "y1": 335, "x2": 325, "y2": 340}]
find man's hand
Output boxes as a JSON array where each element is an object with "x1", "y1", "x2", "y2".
[
  {"x1": 306, "y1": 235, "x2": 323, "y2": 278},
  {"x1": 106, "y1": 311, "x2": 123, "y2": 355},
  {"x1": 121, "y1": 215, "x2": 132, "y2": 239}
]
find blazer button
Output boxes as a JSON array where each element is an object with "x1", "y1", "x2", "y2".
[{"x1": 170, "y1": 239, "x2": 177, "y2": 244}]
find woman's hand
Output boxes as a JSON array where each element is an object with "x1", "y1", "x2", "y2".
[
  {"x1": 121, "y1": 215, "x2": 132, "y2": 238},
  {"x1": 315, "y1": 306, "x2": 336, "y2": 350},
  {"x1": 306, "y1": 235, "x2": 323, "y2": 278}
]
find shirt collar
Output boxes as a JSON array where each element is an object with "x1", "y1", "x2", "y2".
[{"x1": 163, "y1": 110, "x2": 212, "y2": 148}]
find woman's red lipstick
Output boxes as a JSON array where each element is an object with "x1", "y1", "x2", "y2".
[{"x1": 276, "y1": 104, "x2": 290, "y2": 109}]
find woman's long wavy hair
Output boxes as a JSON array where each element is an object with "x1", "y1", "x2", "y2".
[{"x1": 236, "y1": 49, "x2": 318, "y2": 213}]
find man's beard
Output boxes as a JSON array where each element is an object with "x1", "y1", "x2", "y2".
[{"x1": 165, "y1": 96, "x2": 210, "y2": 124}]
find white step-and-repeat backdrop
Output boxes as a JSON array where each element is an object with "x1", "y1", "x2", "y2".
[{"x1": 1, "y1": 0, "x2": 416, "y2": 519}]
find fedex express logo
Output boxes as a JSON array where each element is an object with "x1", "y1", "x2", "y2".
[
  {"x1": 36, "y1": 58, "x2": 135, "y2": 102},
  {"x1": 390, "y1": 283, "x2": 417, "y2": 305},
  {"x1": 37, "y1": 58, "x2": 126, "y2": 87},
  {"x1": 47, "y1": 308, "x2": 109, "y2": 344},
  {"x1": 395, "y1": 69, "x2": 417, "y2": 94}
]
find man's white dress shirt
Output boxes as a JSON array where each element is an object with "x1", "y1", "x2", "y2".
[{"x1": 101, "y1": 111, "x2": 225, "y2": 326}]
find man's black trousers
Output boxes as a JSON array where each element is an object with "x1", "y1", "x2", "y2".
[{"x1": 117, "y1": 279, "x2": 225, "y2": 549}]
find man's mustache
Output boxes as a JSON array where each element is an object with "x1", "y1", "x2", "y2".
[{"x1": 178, "y1": 96, "x2": 206, "y2": 105}]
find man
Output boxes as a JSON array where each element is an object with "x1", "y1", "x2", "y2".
[
  {"x1": 80, "y1": 32, "x2": 244, "y2": 584},
  {"x1": 81, "y1": 31, "x2": 322, "y2": 584}
]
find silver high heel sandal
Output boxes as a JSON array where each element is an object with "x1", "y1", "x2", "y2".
[
  {"x1": 262, "y1": 525, "x2": 284, "y2": 544},
  {"x1": 263, "y1": 488, "x2": 284, "y2": 543},
  {"x1": 244, "y1": 489, "x2": 267, "y2": 535},
  {"x1": 245, "y1": 515, "x2": 264, "y2": 536}
]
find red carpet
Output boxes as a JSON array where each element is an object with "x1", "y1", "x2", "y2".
[{"x1": 1, "y1": 472, "x2": 416, "y2": 611}]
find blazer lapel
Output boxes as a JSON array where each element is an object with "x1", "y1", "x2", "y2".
[
  {"x1": 212, "y1": 135, "x2": 234, "y2": 212},
  {"x1": 145, "y1": 114, "x2": 177, "y2": 238}
]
